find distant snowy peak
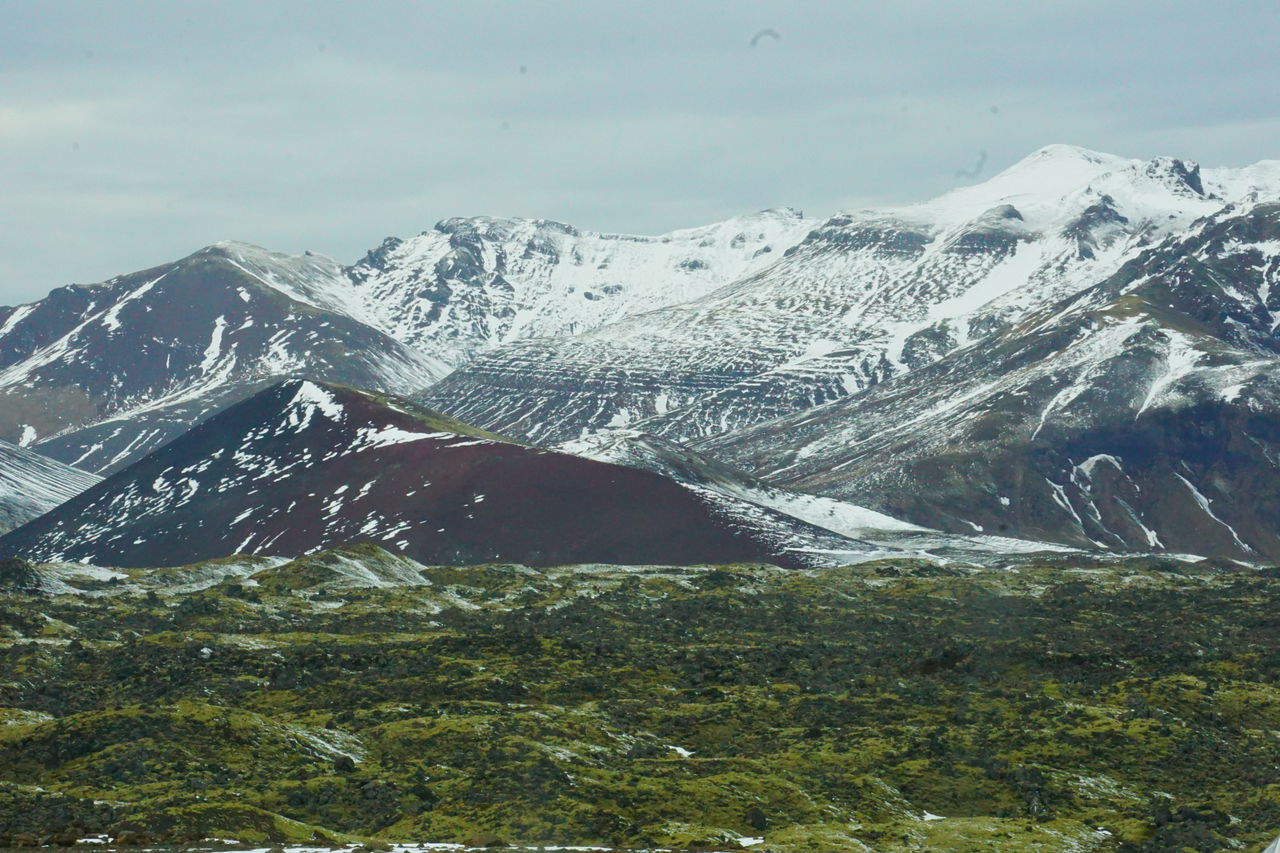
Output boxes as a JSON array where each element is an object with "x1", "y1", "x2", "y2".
[
  {"x1": 199, "y1": 241, "x2": 380, "y2": 326},
  {"x1": 0, "y1": 244, "x2": 446, "y2": 474},
  {"x1": 849, "y1": 145, "x2": 1236, "y2": 241},
  {"x1": 346, "y1": 207, "x2": 817, "y2": 366}
]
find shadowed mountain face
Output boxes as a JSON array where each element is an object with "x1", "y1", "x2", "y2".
[{"x1": 0, "y1": 381, "x2": 875, "y2": 569}]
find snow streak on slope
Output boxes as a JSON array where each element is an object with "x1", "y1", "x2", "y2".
[{"x1": 0, "y1": 439, "x2": 101, "y2": 533}]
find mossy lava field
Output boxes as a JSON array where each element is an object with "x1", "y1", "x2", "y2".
[{"x1": 3, "y1": 546, "x2": 1280, "y2": 852}]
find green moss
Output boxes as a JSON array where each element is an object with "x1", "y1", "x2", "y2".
[{"x1": 2, "y1": 554, "x2": 1280, "y2": 849}]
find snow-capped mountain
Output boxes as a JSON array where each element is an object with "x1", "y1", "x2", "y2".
[
  {"x1": 704, "y1": 199, "x2": 1280, "y2": 560},
  {"x1": 0, "y1": 440, "x2": 101, "y2": 533},
  {"x1": 422, "y1": 146, "x2": 1280, "y2": 445},
  {"x1": 4, "y1": 143, "x2": 1277, "y2": 563},
  {"x1": 347, "y1": 209, "x2": 814, "y2": 366},
  {"x1": 0, "y1": 211, "x2": 812, "y2": 475},
  {"x1": 0, "y1": 380, "x2": 903, "y2": 569},
  {"x1": 0, "y1": 243, "x2": 445, "y2": 474}
]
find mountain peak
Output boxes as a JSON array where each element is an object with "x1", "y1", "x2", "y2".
[
  {"x1": 976, "y1": 144, "x2": 1131, "y2": 199},
  {"x1": 205, "y1": 239, "x2": 271, "y2": 254},
  {"x1": 1023, "y1": 143, "x2": 1126, "y2": 165},
  {"x1": 1144, "y1": 156, "x2": 1205, "y2": 196},
  {"x1": 196, "y1": 240, "x2": 340, "y2": 268}
]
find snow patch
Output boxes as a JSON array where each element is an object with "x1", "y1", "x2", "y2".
[{"x1": 200, "y1": 316, "x2": 229, "y2": 374}]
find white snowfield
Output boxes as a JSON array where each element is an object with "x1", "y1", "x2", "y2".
[{"x1": 348, "y1": 209, "x2": 817, "y2": 368}]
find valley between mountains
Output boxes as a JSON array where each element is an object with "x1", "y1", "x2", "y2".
[{"x1": 3, "y1": 145, "x2": 1280, "y2": 851}]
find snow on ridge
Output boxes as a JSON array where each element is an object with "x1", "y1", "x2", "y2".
[
  {"x1": 284, "y1": 382, "x2": 346, "y2": 431},
  {"x1": 213, "y1": 242, "x2": 372, "y2": 323},
  {"x1": 100, "y1": 274, "x2": 166, "y2": 332},
  {"x1": 807, "y1": 145, "x2": 1276, "y2": 267},
  {"x1": 352, "y1": 425, "x2": 455, "y2": 451}
]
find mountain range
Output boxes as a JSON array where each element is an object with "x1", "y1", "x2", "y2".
[
  {"x1": 1, "y1": 144, "x2": 1277, "y2": 566},
  {"x1": 0, "y1": 210, "x2": 806, "y2": 475}
]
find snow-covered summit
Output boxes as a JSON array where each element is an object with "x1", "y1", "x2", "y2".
[
  {"x1": 345, "y1": 207, "x2": 817, "y2": 366},
  {"x1": 866, "y1": 145, "x2": 1225, "y2": 240}
]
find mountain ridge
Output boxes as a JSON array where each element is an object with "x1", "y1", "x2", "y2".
[{"x1": 420, "y1": 146, "x2": 1277, "y2": 446}]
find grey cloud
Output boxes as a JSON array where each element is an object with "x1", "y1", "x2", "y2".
[{"x1": 0, "y1": 0, "x2": 1276, "y2": 303}]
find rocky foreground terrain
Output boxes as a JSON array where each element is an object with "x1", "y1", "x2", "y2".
[{"x1": 3, "y1": 548, "x2": 1280, "y2": 852}]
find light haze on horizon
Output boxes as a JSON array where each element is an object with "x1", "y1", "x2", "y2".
[{"x1": 1, "y1": 0, "x2": 1278, "y2": 303}]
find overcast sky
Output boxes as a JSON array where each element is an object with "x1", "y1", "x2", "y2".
[{"x1": 2, "y1": 0, "x2": 1278, "y2": 304}]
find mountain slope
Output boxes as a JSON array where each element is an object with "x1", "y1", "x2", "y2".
[
  {"x1": 0, "y1": 440, "x2": 101, "y2": 533},
  {"x1": 0, "y1": 243, "x2": 445, "y2": 474},
  {"x1": 0, "y1": 380, "x2": 892, "y2": 569},
  {"x1": 703, "y1": 200, "x2": 1280, "y2": 560},
  {"x1": 557, "y1": 429, "x2": 1074, "y2": 563},
  {"x1": 420, "y1": 147, "x2": 1280, "y2": 445}
]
